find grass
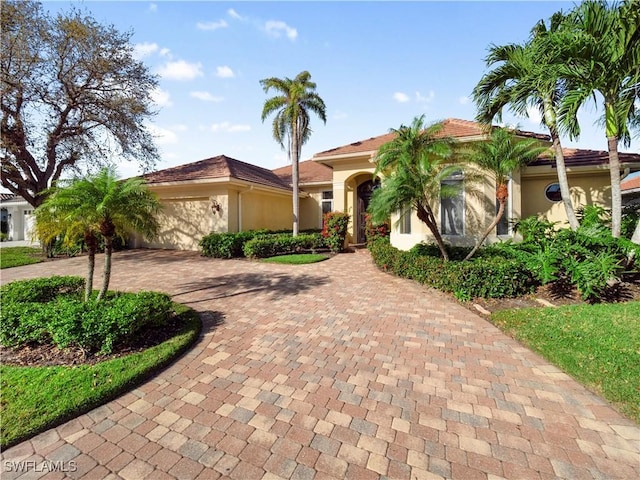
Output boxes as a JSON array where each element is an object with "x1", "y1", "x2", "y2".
[
  {"x1": 491, "y1": 301, "x2": 640, "y2": 423},
  {"x1": 262, "y1": 253, "x2": 329, "y2": 264},
  {"x1": 0, "y1": 303, "x2": 202, "y2": 449},
  {"x1": 0, "y1": 246, "x2": 43, "y2": 269}
]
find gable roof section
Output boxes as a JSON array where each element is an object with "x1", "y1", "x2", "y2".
[
  {"x1": 272, "y1": 160, "x2": 333, "y2": 185},
  {"x1": 142, "y1": 155, "x2": 290, "y2": 190},
  {"x1": 528, "y1": 149, "x2": 640, "y2": 168},
  {"x1": 313, "y1": 118, "x2": 549, "y2": 159}
]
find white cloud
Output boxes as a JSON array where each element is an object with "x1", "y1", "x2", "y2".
[
  {"x1": 215, "y1": 66, "x2": 235, "y2": 78},
  {"x1": 157, "y1": 60, "x2": 203, "y2": 81},
  {"x1": 228, "y1": 9, "x2": 244, "y2": 21},
  {"x1": 264, "y1": 20, "x2": 298, "y2": 41},
  {"x1": 393, "y1": 92, "x2": 410, "y2": 103},
  {"x1": 197, "y1": 20, "x2": 228, "y2": 31},
  {"x1": 526, "y1": 105, "x2": 543, "y2": 125},
  {"x1": 148, "y1": 125, "x2": 178, "y2": 145},
  {"x1": 133, "y1": 42, "x2": 159, "y2": 59},
  {"x1": 149, "y1": 3, "x2": 157, "y2": 13},
  {"x1": 415, "y1": 90, "x2": 435, "y2": 104},
  {"x1": 190, "y1": 91, "x2": 224, "y2": 102},
  {"x1": 159, "y1": 48, "x2": 172, "y2": 58},
  {"x1": 171, "y1": 124, "x2": 188, "y2": 132},
  {"x1": 150, "y1": 87, "x2": 172, "y2": 107},
  {"x1": 210, "y1": 122, "x2": 251, "y2": 133},
  {"x1": 458, "y1": 96, "x2": 471, "y2": 105}
]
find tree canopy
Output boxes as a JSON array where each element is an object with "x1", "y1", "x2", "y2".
[{"x1": 1, "y1": 0, "x2": 159, "y2": 207}]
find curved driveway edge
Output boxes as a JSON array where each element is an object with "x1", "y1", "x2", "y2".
[{"x1": 2, "y1": 249, "x2": 639, "y2": 479}]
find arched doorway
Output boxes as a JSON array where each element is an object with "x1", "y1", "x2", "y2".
[{"x1": 356, "y1": 179, "x2": 380, "y2": 243}]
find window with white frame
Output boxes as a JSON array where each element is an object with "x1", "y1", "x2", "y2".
[
  {"x1": 398, "y1": 205, "x2": 411, "y2": 234},
  {"x1": 441, "y1": 172, "x2": 464, "y2": 236},
  {"x1": 321, "y1": 191, "x2": 333, "y2": 214}
]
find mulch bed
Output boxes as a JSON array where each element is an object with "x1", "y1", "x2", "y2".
[{"x1": 0, "y1": 315, "x2": 185, "y2": 368}]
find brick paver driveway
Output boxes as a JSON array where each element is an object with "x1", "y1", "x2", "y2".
[{"x1": 2, "y1": 249, "x2": 639, "y2": 479}]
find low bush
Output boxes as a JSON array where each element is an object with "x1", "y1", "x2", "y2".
[
  {"x1": 364, "y1": 214, "x2": 389, "y2": 246},
  {"x1": 0, "y1": 278, "x2": 173, "y2": 354},
  {"x1": 370, "y1": 239, "x2": 535, "y2": 299},
  {"x1": 0, "y1": 276, "x2": 84, "y2": 303},
  {"x1": 199, "y1": 231, "x2": 259, "y2": 258},
  {"x1": 243, "y1": 233, "x2": 325, "y2": 258}
]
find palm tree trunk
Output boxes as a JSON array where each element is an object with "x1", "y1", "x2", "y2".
[
  {"x1": 291, "y1": 132, "x2": 300, "y2": 237},
  {"x1": 607, "y1": 135, "x2": 622, "y2": 238},
  {"x1": 416, "y1": 203, "x2": 449, "y2": 262},
  {"x1": 549, "y1": 129, "x2": 579, "y2": 230},
  {"x1": 84, "y1": 233, "x2": 97, "y2": 302},
  {"x1": 465, "y1": 199, "x2": 505, "y2": 261},
  {"x1": 97, "y1": 236, "x2": 113, "y2": 301}
]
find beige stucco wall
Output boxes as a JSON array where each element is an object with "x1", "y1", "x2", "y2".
[
  {"x1": 299, "y1": 185, "x2": 331, "y2": 230},
  {"x1": 239, "y1": 190, "x2": 293, "y2": 231},
  {"x1": 521, "y1": 170, "x2": 611, "y2": 227}
]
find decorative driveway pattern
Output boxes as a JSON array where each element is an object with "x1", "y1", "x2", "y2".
[{"x1": 2, "y1": 249, "x2": 639, "y2": 480}]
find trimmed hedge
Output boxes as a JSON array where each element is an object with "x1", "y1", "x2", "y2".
[
  {"x1": 0, "y1": 277, "x2": 173, "y2": 354},
  {"x1": 243, "y1": 233, "x2": 325, "y2": 258},
  {"x1": 200, "y1": 229, "x2": 323, "y2": 258},
  {"x1": 370, "y1": 239, "x2": 536, "y2": 299}
]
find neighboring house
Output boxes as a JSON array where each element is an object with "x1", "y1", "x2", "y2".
[
  {"x1": 0, "y1": 193, "x2": 36, "y2": 242},
  {"x1": 622, "y1": 173, "x2": 640, "y2": 206},
  {"x1": 136, "y1": 118, "x2": 640, "y2": 251}
]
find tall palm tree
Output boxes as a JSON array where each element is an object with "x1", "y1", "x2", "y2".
[
  {"x1": 260, "y1": 71, "x2": 326, "y2": 236},
  {"x1": 34, "y1": 167, "x2": 161, "y2": 301},
  {"x1": 463, "y1": 127, "x2": 549, "y2": 261},
  {"x1": 558, "y1": 0, "x2": 640, "y2": 238},
  {"x1": 473, "y1": 13, "x2": 581, "y2": 230},
  {"x1": 368, "y1": 115, "x2": 460, "y2": 261}
]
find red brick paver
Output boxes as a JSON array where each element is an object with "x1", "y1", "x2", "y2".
[{"x1": 2, "y1": 249, "x2": 639, "y2": 479}]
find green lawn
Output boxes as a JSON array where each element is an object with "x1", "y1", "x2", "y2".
[
  {"x1": 262, "y1": 253, "x2": 329, "y2": 264},
  {"x1": 0, "y1": 247, "x2": 44, "y2": 269},
  {"x1": 491, "y1": 301, "x2": 640, "y2": 423},
  {"x1": 0, "y1": 304, "x2": 202, "y2": 449}
]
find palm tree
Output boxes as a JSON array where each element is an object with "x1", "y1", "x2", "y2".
[
  {"x1": 463, "y1": 127, "x2": 549, "y2": 261},
  {"x1": 558, "y1": 0, "x2": 640, "y2": 238},
  {"x1": 34, "y1": 167, "x2": 161, "y2": 301},
  {"x1": 473, "y1": 13, "x2": 581, "y2": 230},
  {"x1": 260, "y1": 71, "x2": 326, "y2": 236},
  {"x1": 368, "y1": 115, "x2": 460, "y2": 261},
  {"x1": 34, "y1": 187, "x2": 100, "y2": 302}
]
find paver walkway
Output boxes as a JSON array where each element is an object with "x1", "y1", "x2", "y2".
[{"x1": 1, "y1": 249, "x2": 639, "y2": 480}]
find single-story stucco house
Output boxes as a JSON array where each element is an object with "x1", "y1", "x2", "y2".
[{"x1": 132, "y1": 118, "x2": 640, "y2": 251}]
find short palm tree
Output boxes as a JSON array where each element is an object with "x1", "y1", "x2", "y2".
[
  {"x1": 368, "y1": 115, "x2": 460, "y2": 261},
  {"x1": 260, "y1": 71, "x2": 326, "y2": 236},
  {"x1": 558, "y1": 0, "x2": 640, "y2": 238},
  {"x1": 473, "y1": 13, "x2": 581, "y2": 230},
  {"x1": 34, "y1": 167, "x2": 161, "y2": 301},
  {"x1": 463, "y1": 127, "x2": 549, "y2": 260}
]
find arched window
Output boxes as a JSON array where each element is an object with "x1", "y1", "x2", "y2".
[{"x1": 545, "y1": 183, "x2": 562, "y2": 202}]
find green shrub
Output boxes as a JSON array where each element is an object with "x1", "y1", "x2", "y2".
[
  {"x1": 364, "y1": 214, "x2": 389, "y2": 246},
  {"x1": 0, "y1": 232, "x2": 7, "y2": 242},
  {"x1": 0, "y1": 276, "x2": 84, "y2": 304},
  {"x1": 199, "y1": 231, "x2": 258, "y2": 258},
  {"x1": 243, "y1": 233, "x2": 324, "y2": 258},
  {"x1": 322, "y1": 212, "x2": 350, "y2": 253},
  {"x1": 370, "y1": 238, "x2": 535, "y2": 298},
  {"x1": 0, "y1": 282, "x2": 173, "y2": 354}
]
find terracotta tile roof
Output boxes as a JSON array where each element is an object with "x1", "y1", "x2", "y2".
[
  {"x1": 272, "y1": 160, "x2": 333, "y2": 185},
  {"x1": 142, "y1": 155, "x2": 290, "y2": 190},
  {"x1": 313, "y1": 118, "x2": 549, "y2": 158},
  {"x1": 528, "y1": 148, "x2": 640, "y2": 168},
  {"x1": 622, "y1": 174, "x2": 640, "y2": 192}
]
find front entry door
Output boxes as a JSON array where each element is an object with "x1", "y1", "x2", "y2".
[{"x1": 356, "y1": 179, "x2": 379, "y2": 244}]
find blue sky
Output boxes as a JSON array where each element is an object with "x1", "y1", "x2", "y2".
[{"x1": 45, "y1": 1, "x2": 638, "y2": 178}]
